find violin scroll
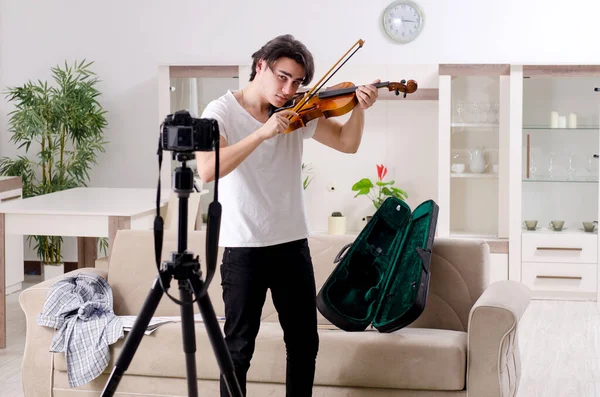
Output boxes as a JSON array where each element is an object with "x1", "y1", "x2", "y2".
[{"x1": 388, "y1": 79, "x2": 418, "y2": 98}]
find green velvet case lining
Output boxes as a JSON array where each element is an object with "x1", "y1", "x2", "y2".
[{"x1": 319, "y1": 198, "x2": 435, "y2": 329}]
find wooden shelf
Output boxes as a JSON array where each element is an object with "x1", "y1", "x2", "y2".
[
  {"x1": 523, "y1": 65, "x2": 600, "y2": 78},
  {"x1": 379, "y1": 88, "x2": 438, "y2": 100},
  {"x1": 451, "y1": 122, "x2": 499, "y2": 129},
  {"x1": 169, "y1": 65, "x2": 239, "y2": 78},
  {"x1": 0, "y1": 177, "x2": 22, "y2": 193},
  {"x1": 439, "y1": 64, "x2": 510, "y2": 76},
  {"x1": 451, "y1": 173, "x2": 498, "y2": 179}
]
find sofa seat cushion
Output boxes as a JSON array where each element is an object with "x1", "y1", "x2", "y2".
[{"x1": 54, "y1": 322, "x2": 466, "y2": 391}]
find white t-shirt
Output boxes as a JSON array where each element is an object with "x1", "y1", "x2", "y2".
[{"x1": 200, "y1": 90, "x2": 318, "y2": 248}]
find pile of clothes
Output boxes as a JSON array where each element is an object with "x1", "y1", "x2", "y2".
[{"x1": 37, "y1": 273, "x2": 124, "y2": 388}]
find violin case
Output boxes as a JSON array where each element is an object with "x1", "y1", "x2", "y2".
[{"x1": 316, "y1": 197, "x2": 439, "y2": 333}]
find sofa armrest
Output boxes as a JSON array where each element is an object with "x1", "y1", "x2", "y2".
[
  {"x1": 467, "y1": 280, "x2": 531, "y2": 397},
  {"x1": 18, "y1": 268, "x2": 108, "y2": 397}
]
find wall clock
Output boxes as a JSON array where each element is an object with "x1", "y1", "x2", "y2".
[{"x1": 382, "y1": 1, "x2": 424, "y2": 44}]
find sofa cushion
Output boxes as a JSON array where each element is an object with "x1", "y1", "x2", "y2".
[{"x1": 54, "y1": 323, "x2": 467, "y2": 391}]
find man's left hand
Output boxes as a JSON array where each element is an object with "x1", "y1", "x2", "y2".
[{"x1": 356, "y1": 79, "x2": 380, "y2": 110}]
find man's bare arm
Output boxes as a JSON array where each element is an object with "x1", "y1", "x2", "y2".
[{"x1": 196, "y1": 134, "x2": 264, "y2": 182}]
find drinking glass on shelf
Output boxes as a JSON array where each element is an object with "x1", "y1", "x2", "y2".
[
  {"x1": 492, "y1": 102, "x2": 500, "y2": 124},
  {"x1": 568, "y1": 152, "x2": 577, "y2": 181},
  {"x1": 547, "y1": 152, "x2": 555, "y2": 179},
  {"x1": 529, "y1": 156, "x2": 537, "y2": 178},
  {"x1": 482, "y1": 102, "x2": 491, "y2": 123},
  {"x1": 470, "y1": 102, "x2": 478, "y2": 124},
  {"x1": 454, "y1": 101, "x2": 466, "y2": 124},
  {"x1": 586, "y1": 157, "x2": 595, "y2": 181}
]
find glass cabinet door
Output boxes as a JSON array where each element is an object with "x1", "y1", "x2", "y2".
[
  {"x1": 438, "y1": 64, "x2": 510, "y2": 239},
  {"x1": 521, "y1": 75, "x2": 600, "y2": 234},
  {"x1": 449, "y1": 75, "x2": 501, "y2": 237}
]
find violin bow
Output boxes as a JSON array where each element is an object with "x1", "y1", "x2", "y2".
[{"x1": 290, "y1": 39, "x2": 365, "y2": 115}]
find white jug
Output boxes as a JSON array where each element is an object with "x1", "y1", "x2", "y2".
[{"x1": 468, "y1": 147, "x2": 490, "y2": 174}]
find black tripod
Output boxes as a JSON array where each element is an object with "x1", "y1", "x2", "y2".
[{"x1": 101, "y1": 154, "x2": 243, "y2": 397}]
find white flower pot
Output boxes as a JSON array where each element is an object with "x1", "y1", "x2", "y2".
[
  {"x1": 328, "y1": 216, "x2": 347, "y2": 235},
  {"x1": 43, "y1": 263, "x2": 64, "y2": 281}
]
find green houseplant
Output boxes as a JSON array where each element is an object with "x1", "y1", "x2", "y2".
[
  {"x1": 0, "y1": 59, "x2": 108, "y2": 269},
  {"x1": 352, "y1": 164, "x2": 408, "y2": 210},
  {"x1": 302, "y1": 162, "x2": 315, "y2": 190}
]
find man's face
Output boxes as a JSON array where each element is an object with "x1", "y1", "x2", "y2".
[{"x1": 256, "y1": 57, "x2": 306, "y2": 107}]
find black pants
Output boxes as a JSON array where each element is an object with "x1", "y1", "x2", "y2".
[{"x1": 219, "y1": 238, "x2": 319, "y2": 397}]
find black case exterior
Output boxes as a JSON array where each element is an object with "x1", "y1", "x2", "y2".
[{"x1": 316, "y1": 198, "x2": 439, "y2": 333}]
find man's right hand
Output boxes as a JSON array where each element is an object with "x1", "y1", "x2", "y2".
[{"x1": 256, "y1": 109, "x2": 299, "y2": 140}]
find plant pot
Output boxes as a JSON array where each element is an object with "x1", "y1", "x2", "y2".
[
  {"x1": 43, "y1": 262, "x2": 64, "y2": 281},
  {"x1": 328, "y1": 216, "x2": 347, "y2": 235}
]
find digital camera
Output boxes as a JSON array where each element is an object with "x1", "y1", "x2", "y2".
[{"x1": 161, "y1": 110, "x2": 218, "y2": 153}]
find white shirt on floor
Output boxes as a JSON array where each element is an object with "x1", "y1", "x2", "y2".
[{"x1": 200, "y1": 90, "x2": 318, "y2": 248}]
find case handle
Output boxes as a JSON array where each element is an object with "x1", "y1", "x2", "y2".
[
  {"x1": 416, "y1": 247, "x2": 432, "y2": 275},
  {"x1": 334, "y1": 243, "x2": 353, "y2": 264}
]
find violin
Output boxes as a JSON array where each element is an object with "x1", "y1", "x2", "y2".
[
  {"x1": 270, "y1": 39, "x2": 418, "y2": 134},
  {"x1": 278, "y1": 80, "x2": 417, "y2": 133}
]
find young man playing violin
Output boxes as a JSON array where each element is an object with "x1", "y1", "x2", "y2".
[{"x1": 196, "y1": 34, "x2": 379, "y2": 397}]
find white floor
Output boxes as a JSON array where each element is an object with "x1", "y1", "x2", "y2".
[
  {"x1": 517, "y1": 299, "x2": 600, "y2": 397},
  {"x1": 1, "y1": 275, "x2": 38, "y2": 397},
  {"x1": 2, "y1": 277, "x2": 600, "y2": 397}
]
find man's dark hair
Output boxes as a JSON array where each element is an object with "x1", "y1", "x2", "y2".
[{"x1": 249, "y1": 34, "x2": 314, "y2": 86}]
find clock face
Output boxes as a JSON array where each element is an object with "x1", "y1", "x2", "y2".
[{"x1": 382, "y1": 1, "x2": 424, "y2": 43}]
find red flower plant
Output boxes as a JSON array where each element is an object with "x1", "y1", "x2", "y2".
[
  {"x1": 376, "y1": 164, "x2": 387, "y2": 181},
  {"x1": 352, "y1": 164, "x2": 407, "y2": 209}
]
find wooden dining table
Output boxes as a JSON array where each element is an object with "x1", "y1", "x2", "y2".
[{"x1": 0, "y1": 187, "x2": 171, "y2": 349}]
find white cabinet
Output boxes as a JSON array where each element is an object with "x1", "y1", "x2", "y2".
[
  {"x1": 521, "y1": 232, "x2": 598, "y2": 300},
  {"x1": 511, "y1": 65, "x2": 600, "y2": 301},
  {"x1": 490, "y1": 252, "x2": 509, "y2": 284},
  {"x1": 0, "y1": 177, "x2": 24, "y2": 295},
  {"x1": 521, "y1": 262, "x2": 597, "y2": 300},
  {"x1": 521, "y1": 232, "x2": 598, "y2": 264}
]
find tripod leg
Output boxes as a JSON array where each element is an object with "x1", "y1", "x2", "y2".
[
  {"x1": 188, "y1": 273, "x2": 243, "y2": 397},
  {"x1": 102, "y1": 276, "x2": 166, "y2": 397},
  {"x1": 179, "y1": 280, "x2": 199, "y2": 397}
]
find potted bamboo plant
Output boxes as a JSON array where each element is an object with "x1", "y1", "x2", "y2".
[{"x1": 0, "y1": 60, "x2": 108, "y2": 278}]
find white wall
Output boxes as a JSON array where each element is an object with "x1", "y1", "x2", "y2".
[
  {"x1": 299, "y1": 62, "x2": 439, "y2": 232},
  {"x1": 2, "y1": 0, "x2": 600, "y2": 258}
]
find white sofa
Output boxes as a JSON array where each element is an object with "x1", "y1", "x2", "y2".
[{"x1": 20, "y1": 229, "x2": 531, "y2": 396}]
